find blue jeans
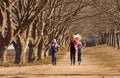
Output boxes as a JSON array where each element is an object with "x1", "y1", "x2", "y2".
[
  {"x1": 78, "y1": 48, "x2": 82, "y2": 61},
  {"x1": 51, "y1": 51, "x2": 57, "y2": 62}
]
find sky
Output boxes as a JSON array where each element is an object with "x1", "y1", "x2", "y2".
[{"x1": 8, "y1": 44, "x2": 14, "y2": 49}]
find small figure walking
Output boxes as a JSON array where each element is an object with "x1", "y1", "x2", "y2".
[{"x1": 49, "y1": 39, "x2": 59, "y2": 65}]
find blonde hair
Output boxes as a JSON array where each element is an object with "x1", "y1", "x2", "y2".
[
  {"x1": 52, "y1": 39, "x2": 57, "y2": 43},
  {"x1": 73, "y1": 34, "x2": 82, "y2": 41}
]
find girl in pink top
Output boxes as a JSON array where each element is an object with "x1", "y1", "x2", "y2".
[{"x1": 77, "y1": 41, "x2": 83, "y2": 65}]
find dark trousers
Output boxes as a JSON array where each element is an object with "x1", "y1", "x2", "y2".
[
  {"x1": 51, "y1": 51, "x2": 57, "y2": 62},
  {"x1": 70, "y1": 50, "x2": 76, "y2": 65}
]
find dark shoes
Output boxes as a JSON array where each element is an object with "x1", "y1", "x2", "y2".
[
  {"x1": 52, "y1": 61, "x2": 56, "y2": 65},
  {"x1": 78, "y1": 61, "x2": 81, "y2": 65}
]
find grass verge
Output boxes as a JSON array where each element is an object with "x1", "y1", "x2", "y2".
[{"x1": 1, "y1": 47, "x2": 68, "y2": 67}]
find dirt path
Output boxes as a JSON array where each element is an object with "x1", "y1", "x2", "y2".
[{"x1": 0, "y1": 45, "x2": 120, "y2": 78}]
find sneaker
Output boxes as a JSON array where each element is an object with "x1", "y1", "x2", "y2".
[
  {"x1": 78, "y1": 61, "x2": 81, "y2": 65},
  {"x1": 52, "y1": 62, "x2": 54, "y2": 65},
  {"x1": 55, "y1": 61, "x2": 56, "y2": 65}
]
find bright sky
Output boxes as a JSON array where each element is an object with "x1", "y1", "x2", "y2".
[{"x1": 8, "y1": 44, "x2": 14, "y2": 49}]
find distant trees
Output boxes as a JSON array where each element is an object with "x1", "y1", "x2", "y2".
[{"x1": 91, "y1": 0, "x2": 120, "y2": 49}]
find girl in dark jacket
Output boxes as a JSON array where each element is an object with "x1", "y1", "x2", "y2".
[{"x1": 49, "y1": 39, "x2": 59, "y2": 65}]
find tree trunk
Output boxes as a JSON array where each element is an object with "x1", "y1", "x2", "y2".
[
  {"x1": 38, "y1": 37, "x2": 44, "y2": 60},
  {"x1": 113, "y1": 32, "x2": 116, "y2": 48},
  {"x1": 13, "y1": 42, "x2": 22, "y2": 64},
  {"x1": 28, "y1": 43, "x2": 34, "y2": 62},
  {"x1": 38, "y1": 42, "x2": 42, "y2": 60},
  {"x1": 111, "y1": 33, "x2": 114, "y2": 47},
  {"x1": 0, "y1": 40, "x2": 3, "y2": 59},
  {"x1": 116, "y1": 32, "x2": 120, "y2": 49},
  {"x1": 14, "y1": 48, "x2": 21, "y2": 64},
  {"x1": 20, "y1": 38, "x2": 29, "y2": 64},
  {"x1": 107, "y1": 33, "x2": 110, "y2": 45},
  {"x1": 109, "y1": 32, "x2": 112, "y2": 45},
  {"x1": 1, "y1": 46, "x2": 8, "y2": 65},
  {"x1": 33, "y1": 45, "x2": 39, "y2": 61},
  {"x1": 21, "y1": 46, "x2": 27, "y2": 64}
]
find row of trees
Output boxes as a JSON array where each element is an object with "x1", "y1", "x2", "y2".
[
  {"x1": 0, "y1": 0, "x2": 95, "y2": 65},
  {"x1": 0, "y1": 0, "x2": 119, "y2": 65},
  {"x1": 91, "y1": 0, "x2": 120, "y2": 49}
]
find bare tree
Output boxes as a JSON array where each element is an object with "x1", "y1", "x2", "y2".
[{"x1": 0, "y1": 0, "x2": 48, "y2": 65}]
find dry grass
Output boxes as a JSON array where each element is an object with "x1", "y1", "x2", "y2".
[
  {"x1": 84, "y1": 45, "x2": 120, "y2": 69},
  {"x1": 1, "y1": 47, "x2": 68, "y2": 67},
  {"x1": 2, "y1": 45, "x2": 120, "y2": 70}
]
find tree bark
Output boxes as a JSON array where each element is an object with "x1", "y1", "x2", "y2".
[
  {"x1": 1, "y1": 46, "x2": 8, "y2": 65},
  {"x1": 116, "y1": 32, "x2": 120, "y2": 49},
  {"x1": 28, "y1": 43, "x2": 34, "y2": 62},
  {"x1": 20, "y1": 36, "x2": 29, "y2": 64},
  {"x1": 38, "y1": 37, "x2": 44, "y2": 60},
  {"x1": 13, "y1": 41, "x2": 22, "y2": 64}
]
